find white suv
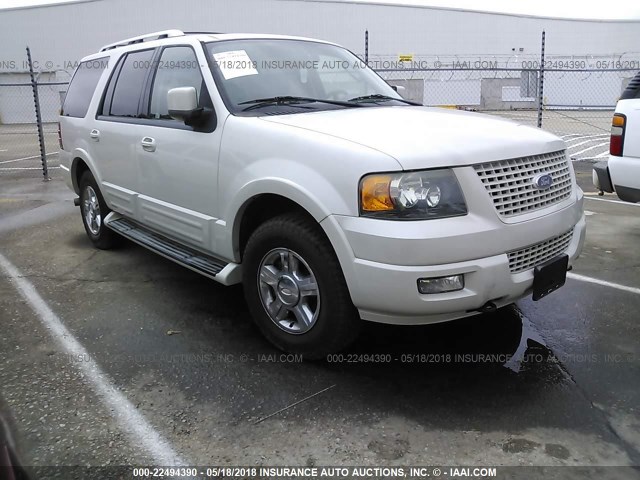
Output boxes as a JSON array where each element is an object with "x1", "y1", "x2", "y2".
[
  {"x1": 593, "y1": 71, "x2": 640, "y2": 202},
  {"x1": 59, "y1": 30, "x2": 586, "y2": 358}
]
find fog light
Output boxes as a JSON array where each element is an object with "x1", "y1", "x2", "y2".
[{"x1": 417, "y1": 275, "x2": 464, "y2": 294}]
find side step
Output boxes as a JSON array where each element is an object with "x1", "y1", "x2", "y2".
[{"x1": 105, "y1": 214, "x2": 235, "y2": 281}]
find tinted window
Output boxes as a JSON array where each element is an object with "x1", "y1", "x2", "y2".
[
  {"x1": 149, "y1": 47, "x2": 204, "y2": 119},
  {"x1": 109, "y1": 49, "x2": 155, "y2": 117},
  {"x1": 62, "y1": 58, "x2": 108, "y2": 117},
  {"x1": 99, "y1": 55, "x2": 124, "y2": 116}
]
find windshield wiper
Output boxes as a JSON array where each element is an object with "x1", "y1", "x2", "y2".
[
  {"x1": 240, "y1": 96, "x2": 362, "y2": 111},
  {"x1": 348, "y1": 94, "x2": 422, "y2": 106}
]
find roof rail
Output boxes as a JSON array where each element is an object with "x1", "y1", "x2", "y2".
[
  {"x1": 99, "y1": 30, "x2": 185, "y2": 52},
  {"x1": 183, "y1": 31, "x2": 225, "y2": 35}
]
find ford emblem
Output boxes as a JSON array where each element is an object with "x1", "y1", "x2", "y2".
[{"x1": 533, "y1": 173, "x2": 554, "y2": 190}]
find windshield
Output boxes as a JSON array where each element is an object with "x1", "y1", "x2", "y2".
[{"x1": 205, "y1": 39, "x2": 406, "y2": 114}]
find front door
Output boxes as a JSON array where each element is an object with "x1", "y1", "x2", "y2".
[{"x1": 134, "y1": 45, "x2": 223, "y2": 253}]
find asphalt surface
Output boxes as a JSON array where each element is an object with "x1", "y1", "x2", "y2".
[{"x1": 1, "y1": 122, "x2": 639, "y2": 479}]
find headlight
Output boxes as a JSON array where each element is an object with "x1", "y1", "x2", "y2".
[{"x1": 359, "y1": 169, "x2": 467, "y2": 220}]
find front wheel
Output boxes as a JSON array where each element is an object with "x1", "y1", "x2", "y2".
[{"x1": 242, "y1": 213, "x2": 360, "y2": 359}]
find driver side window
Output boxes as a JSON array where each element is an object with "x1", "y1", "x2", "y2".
[{"x1": 149, "y1": 46, "x2": 206, "y2": 119}]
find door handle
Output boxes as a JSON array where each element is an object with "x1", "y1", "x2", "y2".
[
  {"x1": 89, "y1": 129, "x2": 100, "y2": 141},
  {"x1": 141, "y1": 137, "x2": 156, "y2": 152}
]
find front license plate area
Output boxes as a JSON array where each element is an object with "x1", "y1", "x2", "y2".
[{"x1": 532, "y1": 254, "x2": 569, "y2": 301}]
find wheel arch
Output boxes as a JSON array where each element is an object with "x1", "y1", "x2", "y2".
[
  {"x1": 234, "y1": 193, "x2": 321, "y2": 261},
  {"x1": 70, "y1": 149, "x2": 98, "y2": 194}
]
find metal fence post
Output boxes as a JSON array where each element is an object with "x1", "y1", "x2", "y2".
[
  {"x1": 537, "y1": 31, "x2": 546, "y2": 128},
  {"x1": 26, "y1": 46, "x2": 49, "y2": 180},
  {"x1": 365, "y1": 30, "x2": 369, "y2": 65}
]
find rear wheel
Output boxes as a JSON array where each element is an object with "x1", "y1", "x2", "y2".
[
  {"x1": 79, "y1": 170, "x2": 120, "y2": 249},
  {"x1": 243, "y1": 213, "x2": 360, "y2": 359}
]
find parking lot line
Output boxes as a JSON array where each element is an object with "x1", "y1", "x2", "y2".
[
  {"x1": 566, "y1": 138, "x2": 604, "y2": 149},
  {"x1": 561, "y1": 134, "x2": 605, "y2": 139},
  {"x1": 571, "y1": 142, "x2": 610, "y2": 157},
  {"x1": 584, "y1": 196, "x2": 640, "y2": 207},
  {"x1": 0, "y1": 252, "x2": 187, "y2": 467},
  {"x1": 0, "y1": 155, "x2": 43, "y2": 165},
  {"x1": 563, "y1": 134, "x2": 609, "y2": 143},
  {"x1": 568, "y1": 272, "x2": 640, "y2": 295},
  {"x1": 0, "y1": 166, "x2": 61, "y2": 171},
  {"x1": 0, "y1": 152, "x2": 59, "y2": 165}
]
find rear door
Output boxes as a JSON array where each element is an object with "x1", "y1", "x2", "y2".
[
  {"x1": 93, "y1": 49, "x2": 156, "y2": 217},
  {"x1": 59, "y1": 57, "x2": 109, "y2": 189},
  {"x1": 133, "y1": 44, "x2": 222, "y2": 253}
]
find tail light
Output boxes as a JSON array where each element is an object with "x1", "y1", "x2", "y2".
[
  {"x1": 57, "y1": 122, "x2": 63, "y2": 150},
  {"x1": 609, "y1": 113, "x2": 626, "y2": 156}
]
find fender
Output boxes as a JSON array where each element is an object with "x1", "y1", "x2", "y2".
[
  {"x1": 221, "y1": 176, "x2": 341, "y2": 263},
  {"x1": 70, "y1": 147, "x2": 101, "y2": 195}
]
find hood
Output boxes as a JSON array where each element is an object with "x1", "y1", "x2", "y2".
[{"x1": 260, "y1": 106, "x2": 565, "y2": 170}]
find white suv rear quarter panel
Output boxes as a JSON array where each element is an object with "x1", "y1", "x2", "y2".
[{"x1": 609, "y1": 98, "x2": 640, "y2": 191}]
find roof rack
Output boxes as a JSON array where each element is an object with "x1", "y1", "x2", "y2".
[
  {"x1": 183, "y1": 31, "x2": 225, "y2": 35},
  {"x1": 100, "y1": 30, "x2": 185, "y2": 52}
]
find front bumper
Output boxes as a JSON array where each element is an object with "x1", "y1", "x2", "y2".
[{"x1": 321, "y1": 197, "x2": 586, "y2": 325}]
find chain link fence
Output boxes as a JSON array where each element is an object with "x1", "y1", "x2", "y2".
[
  {"x1": 0, "y1": 78, "x2": 67, "y2": 180},
  {"x1": 1, "y1": 37, "x2": 639, "y2": 179},
  {"x1": 376, "y1": 65, "x2": 637, "y2": 160}
]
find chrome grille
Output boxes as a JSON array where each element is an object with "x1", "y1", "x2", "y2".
[
  {"x1": 474, "y1": 150, "x2": 572, "y2": 217},
  {"x1": 508, "y1": 230, "x2": 573, "y2": 274}
]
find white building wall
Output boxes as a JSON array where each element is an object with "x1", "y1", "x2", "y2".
[
  {"x1": 1, "y1": 0, "x2": 639, "y2": 74},
  {"x1": 0, "y1": 0, "x2": 639, "y2": 123}
]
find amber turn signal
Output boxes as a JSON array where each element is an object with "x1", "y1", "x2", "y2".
[{"x1": 360, "y1": 175, "x2": 394, "y2": 211}]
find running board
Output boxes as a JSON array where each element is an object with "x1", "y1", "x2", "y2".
[{"x1": 104, "y1": 213, "x2": 241, "y2": 285}]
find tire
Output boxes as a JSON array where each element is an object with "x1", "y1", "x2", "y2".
[
  {"x1": 79, "y1": 170, "x2": 120, "y2": 249},
  {"x1": 243, "y1": 213, "x2": 360, "y2": 359}
]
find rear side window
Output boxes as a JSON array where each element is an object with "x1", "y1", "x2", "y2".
[
  {"x1": 108, "y1": 49, "x2": 155, "y2": 117},
  {"x1": 62, "y1": 57, "x2": 108, "y2": 117}
]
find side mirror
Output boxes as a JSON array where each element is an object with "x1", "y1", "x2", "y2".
[
  {"x1": 167, "y1": 87, "x2": 205, "y2": 125},
  {"x1": 390, "y1": 85, "x2": 406, "y2": 94}
]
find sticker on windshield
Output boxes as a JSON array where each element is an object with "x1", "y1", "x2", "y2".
[{"x1": 212, "y1": 50, "x2": 258, "y2": 80}]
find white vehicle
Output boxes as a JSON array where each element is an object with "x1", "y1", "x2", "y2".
[
  {"x1": 593, "y1": 71, "x2": 640, "y2": 202},
  {"x1": 59, "y1": 31, "x2": 586, "y2": 358}
]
